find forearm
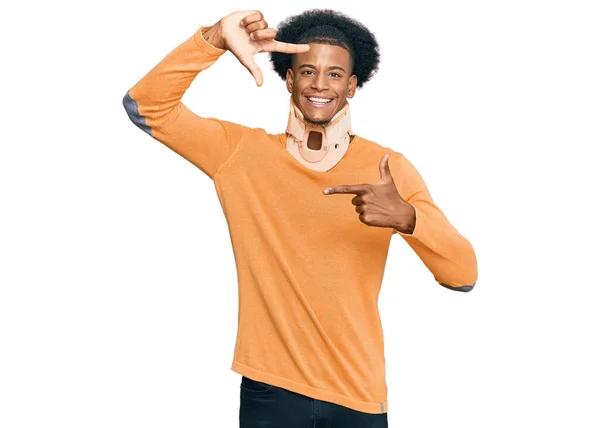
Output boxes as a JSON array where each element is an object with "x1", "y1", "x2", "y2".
[
  {"x1": 124, "y1": 25, "x2": 227, "y2": 130},
  {"x1": 391, "y1": 153, "x2": 477, "y2": 291},
  {"x1": 397, "y1": 203, "x2": 477, "y2": 290},
  {"x1": 122, "y1": 25, "x2": 251, "y2": 178}
]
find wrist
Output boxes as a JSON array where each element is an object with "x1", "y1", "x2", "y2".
[
  {"x1": 394, "y1": 204, "x2": 416, "y2": 235},
  {"x1": 202, "y1": 23, "x2": 227, "y2": 50}
]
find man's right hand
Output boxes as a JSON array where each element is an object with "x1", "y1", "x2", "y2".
[{"x1": 203, "y1": 10, "x2": 310, "y2": 87}]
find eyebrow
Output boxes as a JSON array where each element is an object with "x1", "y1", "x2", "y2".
[{"x1": 297, "y1": 64, "x2": 346, "y2": 73}]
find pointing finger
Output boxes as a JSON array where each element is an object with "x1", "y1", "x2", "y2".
[
  {"x1": 323, "y1": 184, "x2": 371, "y2": 195},
  {"x1": 262, "y1": 39, "x2": 310, "y2": 54}
]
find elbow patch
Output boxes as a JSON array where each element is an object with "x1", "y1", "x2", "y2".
[
  {"x1": 123, "y1": 90, "x2": 152, "y2": 136},
  {"x1": 440, "y1": 282, "x2": 475, "y2": 292}
]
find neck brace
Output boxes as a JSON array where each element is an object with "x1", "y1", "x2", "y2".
[{"x1": 285, "y1": 96, "x2": 353, "y2": 172}]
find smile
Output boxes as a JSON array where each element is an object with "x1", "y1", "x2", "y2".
[{"x1": 306, "y1": 96, "x2": 334, "y2": 108}]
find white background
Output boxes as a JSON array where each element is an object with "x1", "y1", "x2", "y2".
[{"x1": 1, "y1": 0, "x2": 599, "y2": 427}]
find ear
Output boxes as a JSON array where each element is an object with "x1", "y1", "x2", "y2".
[
  {"x1": 347, "y1": 74, "x2": 358, "y2": 99},
  {"x1": 286, "y1": 69, "x2": 294, "y2": 94}
]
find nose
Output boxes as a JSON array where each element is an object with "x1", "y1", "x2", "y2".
[{"x1": 310, "y1": 72, "x2": 330, "y2": 91}]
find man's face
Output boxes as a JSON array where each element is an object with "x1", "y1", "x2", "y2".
[{"x1": 286, "y1": 43, "x2": 357, "y2": 126}]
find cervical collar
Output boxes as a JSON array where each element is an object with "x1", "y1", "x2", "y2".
[{"x1": 285, "y1": 96, "x2": 353, "y2": 172}]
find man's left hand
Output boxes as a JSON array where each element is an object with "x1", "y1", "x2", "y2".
[{"x1": 322, "y1": 153, "x2": 416, "y2": 233}]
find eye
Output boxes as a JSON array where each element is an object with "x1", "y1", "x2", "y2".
[{"x1": 301, "y1": 70, "x2": 342, "y2": 78}]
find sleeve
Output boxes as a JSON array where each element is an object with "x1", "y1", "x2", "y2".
[
  {"x1": 122, "y1": 25, "x2": 250, "y2": 180},
  {"x1": 389, "y1": 151, "x2": 478, "y2": 292}
]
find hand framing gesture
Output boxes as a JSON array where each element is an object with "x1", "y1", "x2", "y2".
[{"x1": 208, "y1": 10, "x2": 311, "y2": 86}]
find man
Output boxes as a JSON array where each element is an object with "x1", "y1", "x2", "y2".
[{"x1": 123, "y1": 8, "x2": 477, "y2": 428}]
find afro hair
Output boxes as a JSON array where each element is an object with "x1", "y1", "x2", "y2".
[{"x1": 269, "y1": 9, "x2": 380, "y2": 89}]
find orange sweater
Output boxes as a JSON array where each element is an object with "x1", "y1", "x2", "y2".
[{"x1": 123, "y1": 25, "x2": 478, "y2": 414}]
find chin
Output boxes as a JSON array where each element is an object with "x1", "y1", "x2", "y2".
[
  {"x1": 304, "y1": 109, "x2": 336, "y2": 126},
  {"x1": 305, "y1": 116, "x2": 331, "y2": 126}
]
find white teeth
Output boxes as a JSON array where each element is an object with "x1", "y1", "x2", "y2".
[{"x1": 308, "y1": 97, "x2": 332, "y2": 104}]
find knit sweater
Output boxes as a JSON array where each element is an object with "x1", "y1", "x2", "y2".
[{"x1": 122, "y1": 25, "x2": 478, "y2": 414}]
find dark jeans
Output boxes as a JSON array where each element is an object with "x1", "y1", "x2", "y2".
[{"x1": 239, "y1": 376, "x2": 388, "y2": 428}]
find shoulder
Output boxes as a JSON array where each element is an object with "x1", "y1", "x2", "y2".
[
  {"x1": 217, "y1": 120, "x2": 280, "y2": 141},
  {"x1": 353, "y1": 134, "x2": 407, "y2": 162}
]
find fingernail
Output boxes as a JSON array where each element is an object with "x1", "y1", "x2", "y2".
[{"x1": 323, "y1": 189, "x2": 330, "y2": 194}]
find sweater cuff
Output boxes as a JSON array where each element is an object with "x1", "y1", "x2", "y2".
[{"x1": 193, "y1": 25, "x2": 228, "y2": 56}]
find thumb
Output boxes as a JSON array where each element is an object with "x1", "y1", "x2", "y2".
[
  {"x1": 378, "y1": 153, "x2": 393, "y2": 183},
  {"x1": 238, "y1": 54, "x2": 264, "y2": 87}
]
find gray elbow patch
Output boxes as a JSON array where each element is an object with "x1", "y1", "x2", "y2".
[
  {"x1": 440, "y1": 282, "x2": 475, "y2": 292},
  {"x1": 123, "y1": 90, "x2": 152, "y2": 136}
]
